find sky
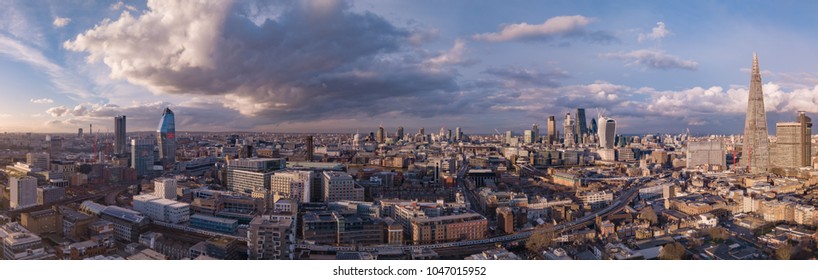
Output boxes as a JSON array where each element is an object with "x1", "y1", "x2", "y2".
[{"x1": 2, "y1": 0, "x2": 818, "y2": 135}]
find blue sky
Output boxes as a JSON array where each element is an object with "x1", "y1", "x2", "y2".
[{"x1": 2, "y1": 0, "x2": 818, "y2": 135}]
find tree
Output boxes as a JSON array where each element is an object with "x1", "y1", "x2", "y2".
[
  {"x1": 660, "y1": 242, "x2": 686, "y2": 260},
  {"x1": 638, "y1": 207, "x2": 658, "y2": 225},
  {"x1": 776, "y1": 244, "x2": 792, "y2": 260},
  {"x1": 708, "y1": 227, "x2": 729, "y2": 243},
  {"x1": 526, "y1": 224, "x2": 555, "y2": 253}
]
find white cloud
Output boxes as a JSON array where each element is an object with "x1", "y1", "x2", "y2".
[
  {"x1": 472, "y1": 15, "x2": 614, "y2": 43},
  {"x1": 30, "y1": 98, "x2": 54, "y2": 104},
  {"x1": 600, "y1": 49, "x2": 698, "y2": 71},
  {"x1": 53, "y1": 17, "x2": 71, "y2": 28},
  {"x1": 0, "y1": 35, "x2": 93, "y2": 99},
  {"x1": 426, "y1": 39, "x2": 475, "y2": 67},
  {"x1": 110, "y1": 1, "x2": 138, "y2": 12},
  {"x1": 638, "y1": 21, "x2": 670, "y2": 42}
]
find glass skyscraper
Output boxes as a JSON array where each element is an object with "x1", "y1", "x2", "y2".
[{"x1": 157, "y1": 107, "x2": 176, "y2": 164}]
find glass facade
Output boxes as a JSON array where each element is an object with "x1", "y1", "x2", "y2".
[{"x1": 156, "y1": 107, "x2": 176, "y2": 163}]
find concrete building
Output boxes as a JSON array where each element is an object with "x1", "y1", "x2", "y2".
[
  {"x1": 742, "y1": 53, "x2": 770, "y2": 174},
  {"x1": 563, "y1": 113, "x2": 575, "y2": 146},
  {"x1": 226, "y1": 158, "x2": 285, "y2": 195},
  {"x1": 410, "y1": 211, "x2": 487, "y2": 245},
  {"x1": 132, "y1": 194, "x2": 190, "y2": 224},
  {"x1": 772, "y1": 112, "x2": 811, "y2": 168},
  {"x1": 686, "y1": 141, "x2": 726, "y2": 168},
  {"x1": 114, "y1": 115, "x2": 127, "y2": 155},
  {"x1": 0, "y1": 223, "x2": 52, "y2": 260},
  {"x1": 153, "y1": 178, "x2": 177, "y2": 200},
  {"x1": 322, "y1": 171, "x2": 364, "y2": 202},
  {"x1": 9, "y1": 176, "x2": 37, "y2": 209},
  {"x1": 247, "y1": 215, "x2": 294, "y2": 260},
  {"x1": 36, "y1": 185, "x2": 65, "y2": 205},
  {"x1": 99, "y1": 206, "x2": 150, "y2": 243},
  {"x1": 20, "y1": 208, "x2": 61, "y2": 235},
  {"x1": 496, "y1": 207, "x2": 514, "y2": 234},
  {"x1": 270, "y1": 170, "x2": 312, "y2": 203},
  {"x1": 26, "y1": 152, "x2": 49, "y2": 171}
]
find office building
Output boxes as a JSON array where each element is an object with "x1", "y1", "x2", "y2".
[
  {"x1": 305, "y1": 135, "x2": 314, "y2": 161},
  {"x1": 10, "y1": 176, "x2": 37, "y2": 209},
  {"x1": 547, "y1": 116, "x2": 557, "y2": 145},
  {"x1": 686, "y1": 141, "x2": 726, "y2": 168},
  {"x1": 271, "y1": 170, "x2": 312, "y2": 203},
  {"x1": 20, "y1": 209, "x2": 61, "y2": 235},
  {"x1": 590, "y1": 118, "x2": 598, "y2": 135},
  {"x1": 131, "y1": 138, "x2": 155, "y2": 177},
  {"x1": 496, "y1": 207, "x2": 514, "y2": 234},
  {"x1": 114, "y1": 115, "x2": 127, "y2": 155},
  {"x1": 563, "y1": 113, "x2": 575, "y2": 146},
  {"x1": 226, "y1": 158, "x2": 285, "y2": 195},
  {"x1": 773, "y1": 112, "x2": 812, "y2": 168},
  {"x1": 576, "y1": 108, "x2": 588, "y2": 144},
  {"x1": 322, "y1": 171, "x2": 364, "y2": 202},
  {"x1": 396, "y1": 126, "x2": 404, "y2": 141},
  {"x1": 156, "y1": 107, "x2": 176, "y2": 164},
  {"x1": 154, "y1": 178, "x2": 177, "y2": 200},
  {"x1": 410, "y1": 211, "x2": 487, "y2": 245},
  {"x1": 377, "y1": 125, "x2": 385, "y2": 144},
  {"x1": 455, "y1": 127, "x2": 462, "y2": 142},
  {"x1": 26, "y1": 152, "x2": 49, "y2": 171},
  {"x1": 99, "y1": 206, "x2": 150, "y2": 243},
  {"x1": 36, "y1": 185, "x2": 64, "y2": 205},
  {"x1": 505, "y1": 130, "x2": 513, "y2": 145},
  {"x1": 0, "y1": 223, "x2": 51, "y2": 260},
  {"x1": 190, "y1": 214, "x2": 238, "y2": 234},
  {"x1": 132, "y1": 194, "x2": 189, "y2": 224},
  {"x1": 598, "y1": 116, "x2": 616, "y2": 149},
  {"x1": 742, "y1": 53, "x2": 770, "y2": 174},
  {"x1": 524, "y1": 130, "x2": 534, "y2": 144}
]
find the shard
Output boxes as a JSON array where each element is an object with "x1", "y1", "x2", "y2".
[{"x1": 743, "y1": 53, "x2": 769, "y2": 174}]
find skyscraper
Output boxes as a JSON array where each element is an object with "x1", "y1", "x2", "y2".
[
  {"x1": 590, "y1": 118, "x2": 598, "y2": 135},
  {"x1": 377, "y1": 126, "x2": 385, "y2": 144},
  {"x1": 305, "y1": 135, "x2": 314, "y2": 161},
  {"x1": 547, "y1": 116, "x2": 557, "y2": 145},
  {"x1": 396, "y1": 126, "x2": 404, "y2": 141},
  {"x1": 772, "y1": 111, "x2": 812, "y2": 168},
  {"x1": 598, "y1": 116, "x2": 616, "y2": 149},
  {"x1": 742, "y1": 53, "x2": 770, "y2": 174},
  {"x1": 114, "y1": 115, "x2": 127, "y2": 155},
  {"x1": 563, "y1": 113, "x2": 575, "y2": 146},
  {"x1": 532, "y1": 124, "x2": 540, "y2": 143},
  {"x1": 131, "y1": 138, "x2": 155, "y2": 177},
  {"x1": 455, "y1": 127, "x2": 462, "y2": 142},
  {"x1": 157, "y1": 107, "x2": 176, "y2": 164},
  {"x1": 505, "y1": 130, "x2": 513, "y2": 145},
  {"x1": 797, "y1": 111, "x2": 812, "y2": 166},
  {"x1": 575, "y1": 108, "x2": 588, "y2": 144}
]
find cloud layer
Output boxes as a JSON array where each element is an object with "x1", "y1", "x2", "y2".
[
  {"x1": 600, "y1": 49, "x2": 699, "y2": 71},
  {"x1": 65, "y1": 0, "x2": 477, "y2": 124},
  {"x1": 472, "y1": 15, "x2": 616, "y2": 43}
]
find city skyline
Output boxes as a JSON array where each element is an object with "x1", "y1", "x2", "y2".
[{"x1": 3, "y1": 1, "x2": 818, "y2": 134}]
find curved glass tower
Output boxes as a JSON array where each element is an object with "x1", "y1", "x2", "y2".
[{"x1": 157, "y1": 107, "x2": 176, "y2": 164}]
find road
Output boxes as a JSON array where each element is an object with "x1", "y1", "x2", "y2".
[{"x1": 296, "y1": 178, "x2": 644, "y2": 254}]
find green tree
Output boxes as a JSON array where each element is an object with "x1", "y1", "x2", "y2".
[
  {"x1": 776, "y1": 244, "x2": 792, "y2": 260},
  {"x1": 659, "y1": 242, "x2": 686, "y2": 260}
]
